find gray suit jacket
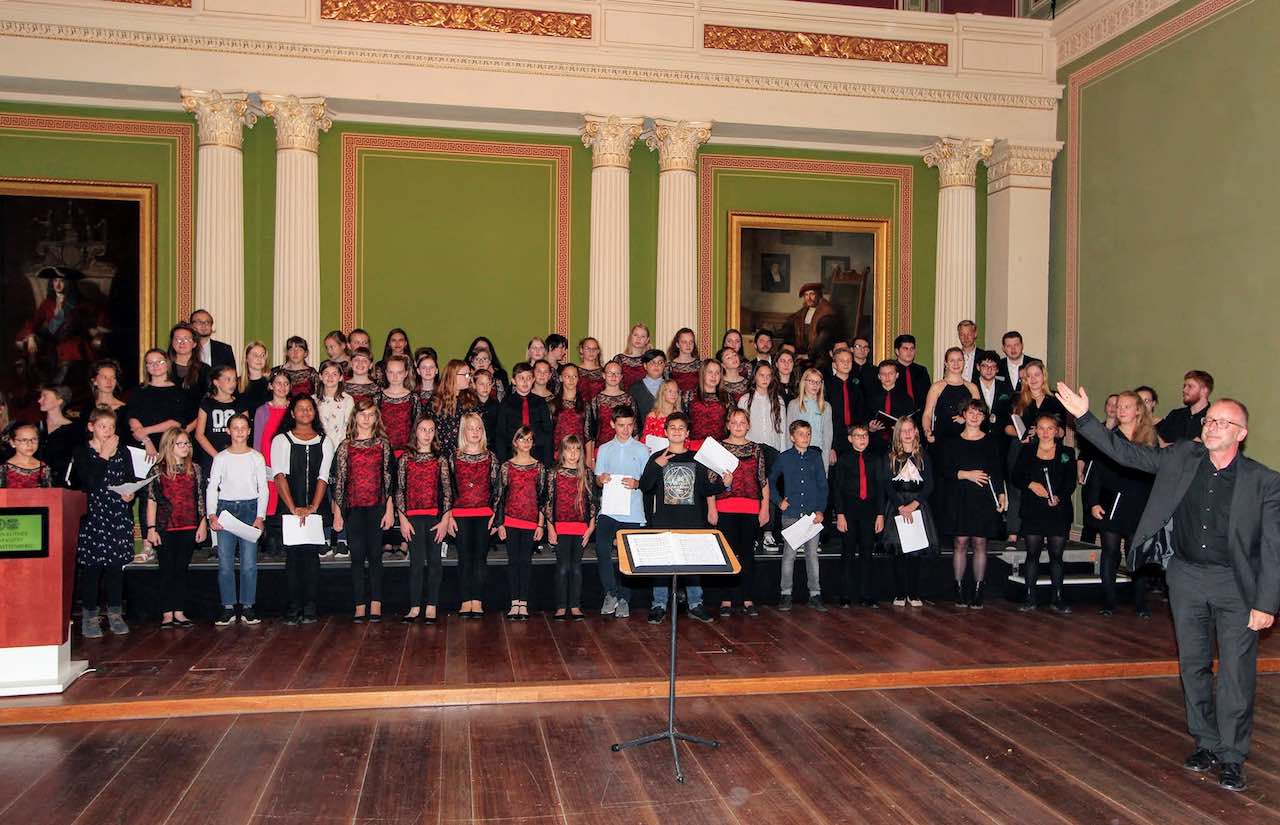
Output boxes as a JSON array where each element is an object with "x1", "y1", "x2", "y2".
[{"x1": 1077, "y1": 412, "x2": 1280, "y2": 613}]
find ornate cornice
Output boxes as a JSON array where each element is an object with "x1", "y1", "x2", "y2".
[
  {"x1": 0, "y1": 20, "x2": 1059, "y2": 111},
  {"x1": 644, "y1": 119, "x2": 711, "y2": 173},
  {"x1": 923, "y1": 137, "x2": 993, "y2": 189},
  {"x1": 580, "y1": 115, "x2": 643, "y2": 169},
  {"x1": 107, "y1": 0, "x2": 191, "y2": 6},
  {"x1": 259, "y1": 94, "x2": 332, "y2": 152},
  {"x1": 180, "y1": 89, "x2": 255, "y2": 149},
  {"x1": 1055, "y1": 0, "x2": 1182, "y2": 67},
  {"x1": 703, "y1": 24, "x2": 948, "y2": 67},
  {"x1": 985, "y1": 141, "x2": 1059, "y2": 194},
  {"x1": 319, "y1": 0, "x2": 590, "y2": 40}
]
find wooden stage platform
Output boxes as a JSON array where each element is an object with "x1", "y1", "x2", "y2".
[{"x1": 2, "y1": 598, "x2": 1277, "y2": 726}]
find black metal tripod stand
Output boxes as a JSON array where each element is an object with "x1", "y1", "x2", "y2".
[{"x1": 611, "y1": 573, "x2": 719, "y2": 782}]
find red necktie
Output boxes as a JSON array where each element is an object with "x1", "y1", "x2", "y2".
[
  {"x1": 842, "y1": 382, "x2": 851, "y2": 426},
  {"x1": 521, "y1": 396, "x2": 529, "y2": 427},
  {"x1": 858, "y1": 452, "x2": 867, "y2": 500},
  {"x1": 904, "y1": 366, "x2": 914, "y2": 401},
  {"x1": 884, "y1": 392, "x2": 891, "y2": 414}
]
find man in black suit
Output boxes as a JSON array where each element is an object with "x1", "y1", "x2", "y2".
[
  {"x1": 189, "y1": 309, "x2": 236, "y2": 370},
  {"x1": 495, "y1": 363, "x2": 553, "y2": 464},
  {"x1": 1059, "y1": 382, "x2": 1280, "y2": 793},
  {"x1": 996, "y1": 330, "x2": 1034, "y2": 393},
  {"x1": 627, "y1": 349, "x2": 666, "y2": 423},
  {"x1": 892, "y1": 334, "x2": 930, "y2": 426},
  {"x1": 956, "y1": 319, "x2": 995, "y2": 384}
]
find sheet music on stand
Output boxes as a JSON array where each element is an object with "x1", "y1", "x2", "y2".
[{"x1": 617, "y1": 529, "x2": 738, "y2": 575}]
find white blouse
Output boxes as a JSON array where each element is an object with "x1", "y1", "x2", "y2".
[{"x1": 315, "y1": 393, "x2": 354, "y2": 452}]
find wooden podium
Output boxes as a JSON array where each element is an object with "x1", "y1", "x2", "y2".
[
  {"x1": 612, "y1": 529, "x2": 739, "y2": 783},
  {"x1": 0, "y1": 488, "x2": 89, "y2": 695}
]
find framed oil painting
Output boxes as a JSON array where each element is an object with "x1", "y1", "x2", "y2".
[
  {"x1": 0, "y1": 179, "x2": 155, "y2": 420},
  {"x1": 728, "y1": 212, "x2": 889, "y2": 363}
]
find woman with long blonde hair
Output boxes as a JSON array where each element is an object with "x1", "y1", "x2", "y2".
[
  {"x1": 612, "y1": 323, "x2": 651, "y2": 390},
  {"x1": 642, "y1": 379, "x2": 682, "y2": 440},
  {"x1": 545, "y1": 434, "x2": 596, "y2": 620},
  {"x1": 881, "y1": 416, "x2": 937, "y2": 607},
  {"x1": 448, "y1": 411, "x2": 499, "y2": 617},
  {"x1": 332, "y1": 397, "x2": 395, "y2": 622},
  {"x1": 786, "y1": 368, "x2": 833, "y2": 460}
]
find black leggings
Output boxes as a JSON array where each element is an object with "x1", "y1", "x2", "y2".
[
  {"x1": 840, "y1": 513, "x2": 877, "y2": 601},
  {"x1": 506, "y1": 526, "x2": 535, "y2": 604},
  {"x1": 892, "y1": 552, "x2": 921, "y2": 600},
  {"x1": 454, "y1": 515, "x2": 490, "y2": 603},
  {"x1": 1024, "y1": 534, "x2": 1067, "y2": 595},
  {"x1": 1100, "y1": 531, "x2": 1155, "y2": 612},
  {"x1": 346, "y1": 505, "x2": 386, "y2": 605},
  {"x1": 286, "y1": 544, "x2": 322, "y2": 613},
  {"x1": 157, "y1": 529, "x2": 197, "y2": 613},
  {"x1": 407, "y1": 514, "x2": 443, "y2": 608},
  {"x1": 554, "y1": 534, "x2": 585, "y2": 609},
  {"x1": 80, "y1": 564, "x2": 124, "y2": 611},
  {"x1": 719, "y1": 512, "x2": 759, "y2": 604}
]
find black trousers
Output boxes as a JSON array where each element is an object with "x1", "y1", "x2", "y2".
[
  {"x1": 80, "y1": 564, "x2": 124, "y2": 611},
  {"x1": 346, "y1": 505, "x2": 386, "y2": 605},
  {"x1": 407, "y1": 514, "x2": 443, "y2": 607},
  {"x1": 1023, "y1": 534, "x2": 1067, "y2": 598},
  {"x1": 506, "y1": 526, "x2": 535, "y2": 604},
  {"x1": 718, "y1": 512, "x2": 759, "y2": 604},
  {"x1": 455, "y1": 515, "x2": 490, "y2": 603},
  {"x1": 840, "y1": 511, "x2": 877, "y2": 602},
  {"x1": 286, "y1": 544, "x2": 322, "y2": 614},
  {"x1": 892, "y1": 551, "x2": 920, "y2": 599},
  {"x1": 156, "y1": 529, "x2": 197, "y2": 612},
  {"x1": 554, "y1": 534, "x2": 585, "y2": 609},
  {"x1": 1167, "y1": 558, "x2": 1259, "y2": 764}
]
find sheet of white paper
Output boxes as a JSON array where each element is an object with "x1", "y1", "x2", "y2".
[
  {"x1": 626, "y1": 533, "x2": 677, "y2": 567},
  {"x1": 600, "y1": 477, "x2": 634, "y2": 517},
  {"x1": 127, "y1": 445, "x2": 156, "y2": 479},
  {"x1": 107, "y1": 475, "x2": 154, "y2": 497},
  {"x1": 987, "y1": 478, "x2": 1001, "y2": 509},
  {"x1": 644, "y1": 435, "x2": 670, "y2": 454},
  {"x1": 894, "y1": 514, "x2": 930, "y2": 554},
  {"x1": 694, "y1": 438, "x2": 739, "y2": 476},
  {"x1": 282, "y1": 513, "x2": 326, "y2": 546},
  {"x1": 1011, "y1": 415, "x2": 1027, "y2": 440},
  {"x1": 674, "y1": 533, "x2": 727, "y2": 565},
  {"x1": 781, "y1": 513, "x2": 824, "y2": 550},
  {"x1": 626, "y1": 531, "x2": 727, "y2": 568},
  {"x1": 217, "y1": 509, "x2": 262, "y2": 543}
]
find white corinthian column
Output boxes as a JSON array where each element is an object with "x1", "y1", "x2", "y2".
[
  {"x1": 647, "y1": 119, "x2": 711, "y2": 343},
  {"x1": 924, "y1": 137, "x2": 993, "y2": 376},
  {"x1": 260, "y1": 94, "x2": 332, "y2": 363},
  {"x1": 581, "y1": 114, "x2": 644, "y2": 356},
  {"x1": 181, "y1": 89, "x2": 255, "y2": 358}
]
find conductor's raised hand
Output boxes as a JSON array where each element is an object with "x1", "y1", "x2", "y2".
[{"x1": 1055, "y1": 382, "x2": 1090, "y2": 418}]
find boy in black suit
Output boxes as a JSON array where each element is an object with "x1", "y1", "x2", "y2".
[{"x1": 832, "y1": 424, "x2": 885, "y2": 608}]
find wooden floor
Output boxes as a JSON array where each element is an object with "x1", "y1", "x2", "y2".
[{"x1": 3, "y1": 676, "x2": 1280, "y2": 825}]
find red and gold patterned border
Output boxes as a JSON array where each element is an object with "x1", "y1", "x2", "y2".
[
  {"x1": 321, "y1": 0, "x2": 591, "y2": 39},
  {"x1": 107, "y1": 0, "x2": 192, "y2": 6},
  {"x1": 340, "y1": 133, "x2": 572, "y2": 333},
  {"x1": 697, "y1": 154, "x2": 913, "y2": 349},
  {"x1": 704, "y1": 24, "x2": 947, "y2": 67},
  {"x1": 1065, "y1": 0, "x2": 1241, "y2": 387},
  {"x1": 0, "y1": 113, "x2": 195, "y2": 321}
]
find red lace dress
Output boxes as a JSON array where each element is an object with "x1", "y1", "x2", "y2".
[
  {"x1": 590, "y1": 392, "x2": 631, "y2": 448},
  {"x1": 577, "y1": 366, "x2": 605, "y2": 405},
  {"x1": 0, "y1": 461, "x2": 51, "y2": 488},
  {"x1": 722, "y1": 377, "x2": 750, "y2": 409},
  {"x1": 334, "y1": 436, "x2": 392, "y2": 510},
  {"x1": 611, "y1": 354, "x2": 646, "y2": 391},
  {"x1": 280, "y1": 366, "x2": 319, "y2": 398},
  {"x1": 451, "y1": 451, "x2": 498, "y2": 518},
  {"x1": 396, "y1": 450, "x2": 453, "y2": 517},
  {"x1": 496, "y1": 461, "x2": 548, "y2": 531},
  {"x1": 378, "y1": 393, "x2": 414, "y2": 455},
  {"x1": 552, "y1": 398, "x2": 588, "y2": 457},
  {"x1": 346, "y1": 382, "x2": 380, "y2": 402},
  {"x1": 666, "y1": 359, "x2": 701, "y2": 393},
  {"x1": 715, "y1": 442, "x2": 768, "y2": 515},
  {"x1": 544, "y1": 468, "x2": 597, "y2": 536},
  {"x1": 154, "y1": 469, "x2": 205, "y2": 532},
  {"x1": 682, "y1": 390, "x2": 731, "y2": 450}
]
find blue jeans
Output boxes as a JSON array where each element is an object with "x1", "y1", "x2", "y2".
[
  {"x1": 652, "y1": 583, "x2": 703, "y2": 609},
  {"x1": 594, "y1": 516, "x2": 634, "y2": 602},
  {"x1": 215, "y1": 498, "x2": 259, "y2": 607}
]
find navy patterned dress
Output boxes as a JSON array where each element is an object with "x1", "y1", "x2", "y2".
[{"x1": 71, "y1": 442, "x2": 137, "y2": 568}]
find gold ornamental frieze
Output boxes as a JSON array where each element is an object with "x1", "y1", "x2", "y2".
[
  {"x1": 321, "y1": 0, "x2": 591, "y2": 39},
  {"x1": 703, "y1": 24, "x2": 947, "y2": 67}
]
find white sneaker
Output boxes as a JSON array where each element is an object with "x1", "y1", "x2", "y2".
[
  {"x1": 614, "y1": 600, "x2": 630, "y2": 619},
  {"x1": 907, "y1": 597, "x2": 923, "y2": 608},
  {"x1": 601, "y1": 594, "x2": 619, "y2": 616},
  {"x1": 892, "y1": 597, "x2": 906, "y2": 607},
  {"x1": 762, "y1": 535, "x2": 780, "y2": 552}
]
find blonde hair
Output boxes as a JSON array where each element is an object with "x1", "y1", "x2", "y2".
[
  {"x1": 458, "y1": 412, "x2": 488, "y2": 451},
  {"x1": 1013, "y1": 360, "x2": 1047, "y2": 416},
  {"x1": 1117, "y1": 390, "x2": 1157, "y2": 447},
  {"x1": 798, "y1": 368, "x2": 827, "y2": 414},
  {"x1": 556, "y1": 434, "x2": 590, "y2": 504},
  {"x1": 240, "y1": 341, "x2": 269, "y2": 393},
  {"x1": 157, "y1": 425, "x2": 195, "y2": 477},
  {"x1": 889, "y1": 417, "x2": 923, "y2": 474},
  {"x1": 653, "y1": 379, "x2": 682, "y2": 418},
  {"x1": 346, "y1": 397, "x2": 388, "y2": 443}
]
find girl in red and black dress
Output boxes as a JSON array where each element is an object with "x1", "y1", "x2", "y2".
[
  {"x1": 146, "y1": 426, "x2": 207, "y2": 629},
  {"x1": 707, "y1": 409, "x2": 769, "y2": 616},
  {"x1": 449, "y1": 412, "x2": 499, "y2": 618},
  {"x1": 551, "y1": 363, "x2": 589, "y2": 463},
  {"x1": 665, "y1": 327, "x2": 702, "y2": 393},
  {"x1": 576, "y1": 336, "x2": 605, "y2": 405},
  {"x1": 588, "y1": 361, "x2": 630, "y2": 466},
  {"x1": 332, "y1": 398, "x2": 395, "y2": 622},
  {"x1": 719, "y1": 347, "x2": 750, "y2": 408},
  {"x1": 611, "y1": 324, "x2": 651, "y2": 391},
  {"x1": 495, "y1": 426, "x2": 548, "y2": 621},
  {"x1": 545, "y1": 434, "x2": 596, "y2": 620},
  {"x1": 277, "y1": 335, "x2": 320, "y2": 398},
  {"x1": 397, "y1": 416, "x2": 453, "y2": 623},
  {"x1": 643, "y1": 380, "x2": 682, "y2": 441},
  {"x1": 682, "y1": 359, "x2": 731, "y2": 451},
  {"x1": 345, "y1": 348, "x2": 381, "y2": 403},
  {"x1": 0, "y1": 424, "x2": 51, "y2": 487},
  {"x1": 379, "y1": 354, "x2": 415, "y2": 557},
  {"x1": 375, "y1": 327, "x2": 411, "y2": 385},
  {"x1": 414, "y1": 349, "x2": 438, "y2": 414}
]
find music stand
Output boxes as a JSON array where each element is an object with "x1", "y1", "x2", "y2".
[{"x1": 611, "y1": 528, "x2": 739, "y2": 783}]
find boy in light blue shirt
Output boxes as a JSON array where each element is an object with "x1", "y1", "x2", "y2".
[{"x1": 594, "y1": 404, "x2": 648, "y2": 618}]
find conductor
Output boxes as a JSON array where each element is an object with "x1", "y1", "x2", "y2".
[{"x1": 1056, "y1": 382, "x2": 1280, "y2": 793}]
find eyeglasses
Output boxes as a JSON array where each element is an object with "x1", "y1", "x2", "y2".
[
  {"x1": 1203, "y1": 417, "x2": 1244, "y2": 430},
  {"x1": 12, "y1": 437, "x2": 37, "y2": 444}
]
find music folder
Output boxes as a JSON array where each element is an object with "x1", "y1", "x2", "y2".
[{"x1": 616, "y1": 529, "x2": 739, "y2": 576}]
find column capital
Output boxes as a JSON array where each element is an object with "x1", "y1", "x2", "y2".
[
  {"x1": 985, "y1": 140, "x2": 1061, "y2": 194},
  {"x1": 644, "y1": 119, "x2": 712, "y2": 173},
  {"x1": 924, "y1": 137, "x2": 994, "y2": 189},
  {"x1": 581, "y1": 115, "x2": 645, "y2": 169},
  {"x1": 259, "y1": 94, "x2": 333, "y2": 153},
  {"x1": 180, "y1": 90, "x2": 256, "y2": 150}
]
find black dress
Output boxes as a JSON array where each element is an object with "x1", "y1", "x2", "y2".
[
  {"x1": 1083, "y1": 431, "x2": 1155, "y2": 539},
  {"x1": 36, "y1": 420, "x2": 83, "y2": 488},
  {"x1": 1012, "y1": 442, "x2": 1077, "y2": 536},
  {"x1": 129, "y1": 385, "x2": 195, "y2": 449},
  {"x1": 69, "y1": 442, "x2": 137, "y2": 568},
  {"x1": 881, "y1": 451, "x2": 938, "y2": 553},
  {"x1": 939, "y1": 432, "x2": 1005, "y2": 538}
]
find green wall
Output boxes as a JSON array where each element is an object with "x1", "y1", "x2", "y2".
[{"x1": 1051, "y1": 0, "x2": 1280, "y2": 463}]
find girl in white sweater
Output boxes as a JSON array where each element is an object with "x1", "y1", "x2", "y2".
[{"x1": 206, "y1": 414, "x2": 270, "y2": 625}]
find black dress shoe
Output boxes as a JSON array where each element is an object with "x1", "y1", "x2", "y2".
[
  {"x1": 860, "y1": 599, "x2": 879, "y2": 609},
  {"x1": 1099, "y1": 606, "x2": 1114, "y2": 616},
  {"x1": 1183, "y1": 748, "x2": 1219, "y2": 773},
  {"x1": 687, "y1": 604, "x2": 714, "y2": 623},
  {"x1": 1219, "y1": 762, "x2": 1247, "y2": 792},
  {"x1": 838, "y1": 598, "x2": 852, "y2": 608},
  {"x1": 553, "y1": 612, "x2": 568, "y2": 622},
  {"x1": 423, "y1": 614, "x2": 438, "y2": 625},
  {"x1": 401, "y1": 613, "x2": 419, "y2": 624},
  {"x1": 718, "y1": 604, "x2": 734, "y2": 617},
  {"x1": 352, "y1": 613, "x2": 367, "y2": 624},
  {"x1": 744, "y1": 603, "x2": 760, "y2": 616},
  {"x1": 369, "y1": 612, "x2": 382, "y2": 623}
]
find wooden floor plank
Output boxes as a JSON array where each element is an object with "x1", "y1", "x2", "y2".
[
  {"x1": 463, "y1": 613, "x2": 517, "y2": 684},
  {"x1": 343, "y1": 620, "x2": 410, "y2": 689},
  {"x1": 288, "y1": 619, "x2": 368, "y2": 691},
  {"x1": 352, "y1": 709, "x2": 442, "y2": 825},
  {"x1": 505, "y1": 615, "x2": 572, "y2": 683},
  {"x1": 434, "y1": 707, "x2": 472, "y2": 824},
  {"x1": 0, "y1": 724, "x2": 91, "y2": 815},
  {"x1": 232, "y1": 622, "x2": 323, "y2": 693},
  {"x1": 583, "y1": 616, "x2": 665, "y2": 680},
  {"x1": 544, "y1": 615, "x2": 616, "y2": 681},
  {"x1": 395, "y1": 621, "x2": 449, "y2": 687},
  {"x1": 250, "y1": 710, "x2": 377, "y2": 824},
  {"x1": 465, "y1": 703, "x2": 563, "y2": 822}
]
